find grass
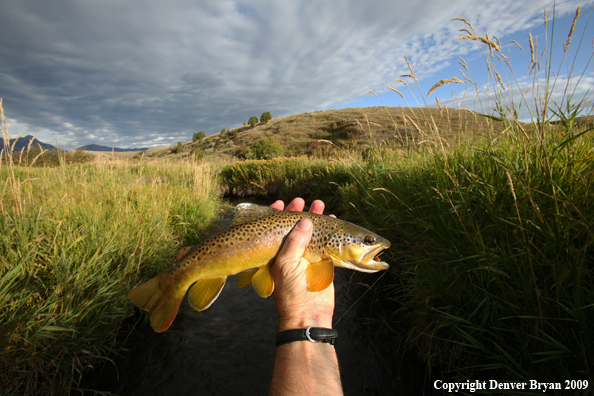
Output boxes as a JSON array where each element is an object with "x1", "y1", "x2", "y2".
[
  {"x1": 127, "y1": 105, "x2": 508, "y2": 164},
  {"x1": 218, "y1": 111, "x2": 594, "y2": 391},
  {"x1": 217, "y1": 9, "x2": 594, "y2": 392},
  {"x1": 0, "y1": 114, "x2": 221, "y2": 394},
  {"x1": 220, "y1": 156, "x2": 355, "y2": 208}
]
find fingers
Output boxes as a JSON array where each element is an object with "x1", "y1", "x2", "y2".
[
  {"x1": 285, "y1": 198, "x2": 305, "y2": 212},
  {"x1": 271, "y1": 198, "x2": 335, "y2": 218},
  {"x1": 309, "y1": 200, "x2": 325, "y2": 215},
  {"x1": 270, "y1": 200, "x2": 285, "y2": 211},
  {"x1": 310, "y1": 199, "x2": 336, "y2": 218}
]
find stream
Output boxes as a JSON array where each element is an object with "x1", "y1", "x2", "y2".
[{"x1": 87, "y1": 199, "x2": 426, "y2": 395}]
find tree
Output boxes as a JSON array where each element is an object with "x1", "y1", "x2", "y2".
[
  {"x1": 260, "y1": 112, "x2": 272, "y2": 123},
  {"x1": 248, "y1": 116, "x2": 258, "y2": 128},
  {"x1": 193, "y1": 131, "x2": 206, "y2": 142}
]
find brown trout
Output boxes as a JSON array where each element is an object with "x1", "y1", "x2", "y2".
[{"x1": 128, "y1": 203, "x2": 390, "y2": 332}]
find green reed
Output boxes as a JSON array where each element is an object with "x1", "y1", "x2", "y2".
[{"x1": 0, "y1": 158, "x2": 220, "y2": 395}]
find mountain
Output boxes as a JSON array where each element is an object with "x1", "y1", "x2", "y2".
[
  {"x1": 0, "y1": 135, "x2": 56, "y2": 151},
  {"x1": 76, "y1": 144, "x2": 148, "y2": 152}
]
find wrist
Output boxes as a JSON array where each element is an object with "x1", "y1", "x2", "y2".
[{"x1": 278, "y1": 310, "x2": 333, "y2": 332}]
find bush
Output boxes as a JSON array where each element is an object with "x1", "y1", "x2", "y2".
[
  {"x1": 250, "y1": 137, "x2": 284, "y2": 160},
  {"x1": 260, "y1": 112, "x2": 272, "y2": 123},
  {"x1": 193, "y1": 148, "x2": 205, "y2": 161},
  {"x1": 193, "y1": 131, "x2": 206, "y2": 142},
  {"x1": 172, "y1": 142, "x2": 183, "y2": 154},
  {"x1": 248, "y1": 116, "x2": 258, "y2": 128}
]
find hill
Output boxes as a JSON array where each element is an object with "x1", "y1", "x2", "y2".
[
  {"x1": 0, "y1": 135, "x2": 56, "y2": 151},
  {"x1": 135, "y1": 106, "x2": 509, "y2": 163},
  {"x1": 76, "y1": 144, "x2": 149, "y2": 152}
]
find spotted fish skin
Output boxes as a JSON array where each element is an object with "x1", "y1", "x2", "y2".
[{"x1": 127, "y1": 204, "x2": 390, "y2": 332}]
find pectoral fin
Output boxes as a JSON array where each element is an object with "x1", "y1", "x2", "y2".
[
  {"x1": 176, "y1": 246, "x2": 192, "y2": 260},
  {"x1": 237, "y1": 268, "x2": 259, "y2": 287},
  {"x1": 306, "y1": 259, "x2": 334, "y2": 292},
  {"x1": 187, "y1": 277, "x2": 227, "y2": 311},
  {"x1": 252, "y1": 266, "x2": 274, "y2": 298}
]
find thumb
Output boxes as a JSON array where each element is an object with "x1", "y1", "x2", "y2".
[{"x1": 275, "y1": 219, "x2": 313, "y2": 275}]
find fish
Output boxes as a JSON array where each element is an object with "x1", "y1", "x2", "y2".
[{"x1": 127, "y1": 203, "x2": 391, "y2": 333}]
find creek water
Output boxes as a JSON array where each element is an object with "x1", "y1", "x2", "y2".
[{"x1": 87, "y1": 199, "x2": 425, "y2": 395}]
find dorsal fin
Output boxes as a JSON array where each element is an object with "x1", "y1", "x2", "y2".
[{"x1": 230, "y1": 203, "x2": 278, "y2": 227}]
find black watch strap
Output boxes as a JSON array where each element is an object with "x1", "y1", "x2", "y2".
[{"x1": 276, "y1": 327, "x2": 338, "y2": 347}]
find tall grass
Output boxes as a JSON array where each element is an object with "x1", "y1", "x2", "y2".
[
  {"x1": 0, "y1": 111, "x2": 221, "y2": 394},
  {"x1": 345, "y1": 10, "x2": 594, "y2": 390},
  {"x1": 217, "y1": 9, "x2": 594, "y2": 391}
]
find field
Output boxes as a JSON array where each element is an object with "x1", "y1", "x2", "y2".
[{"x1": 0, "y1": 148, "x2": 221, "y2": 394}]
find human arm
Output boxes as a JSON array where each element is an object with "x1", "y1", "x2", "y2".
[{"x1": 269, "y1": 198, "x2": 343, "y2": 396}]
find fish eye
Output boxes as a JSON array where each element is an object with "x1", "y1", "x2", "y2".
[{"x1": 363, "y1": 235, "x2": 376, "y2": 245}]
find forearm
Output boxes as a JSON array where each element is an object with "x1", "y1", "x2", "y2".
[{"x1": 270, "y1": 340, "x2": 343, "y2": 396}]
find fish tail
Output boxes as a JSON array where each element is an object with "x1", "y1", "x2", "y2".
[{"x1": 127, "y1": 272, "x2": 185, "y2": 333}]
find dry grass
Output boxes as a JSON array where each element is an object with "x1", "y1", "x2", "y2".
[{"x1": 134, "y1": 106, "x2": 511, "y2": 164}]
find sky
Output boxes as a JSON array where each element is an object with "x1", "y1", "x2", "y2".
[{"x1": 1, "y1": 0, "x2": 593, "y2": 150}]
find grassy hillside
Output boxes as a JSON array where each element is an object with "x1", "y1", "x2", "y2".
[{"x1": 126, "y1": 106, "x2": 511, "y2": 164}]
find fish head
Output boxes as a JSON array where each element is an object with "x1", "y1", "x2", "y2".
[{"x1": 325, "y1": 222, "x2": 391, "y2": 273}]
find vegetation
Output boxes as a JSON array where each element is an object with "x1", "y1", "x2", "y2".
[
  {"x1": 250, "y1": 137, "x2": 284, "y2": 159},
  {"x1": 260, "y1": 111, "x2": 272, "y2": 123},
  {"x1": 248, "y1": 116, "x2": 259, "y2": 128},
  {"x1": 2, "y1": 145, "x2": 95, "y2": 167},
  {"x1": 171, "y1": 141, "x2": 184, "y2": 153},
  {"x1": 1, "y1": 8, "x2": 592, "y2": 395},
  {"x1": 193, "y1": 131, "x2": 206, "y2": 142},
  {"x1": 220, "y1": 11, "x2": 594, "y2": 391},
  {"x1": 193, "y1": 147, "x2": 205, "y2": 161},
  {"x1": 0, "y1": 107, "x2": 221, "y2": 394}
]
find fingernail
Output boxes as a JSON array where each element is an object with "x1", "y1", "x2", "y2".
[{"x1": 296, "y1": 219, "x2": 312, "y2": 231}]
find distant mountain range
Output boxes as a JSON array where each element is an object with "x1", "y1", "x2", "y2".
[
  {"x1": 75, "y1": 144, "x2": 148, "y2": 152},
  {"x1": 0, "y1": 135, "x2": 148, "y2": 152},
  {"x1": 0, "y1": 135, "x2": 56, "y2": 151}
]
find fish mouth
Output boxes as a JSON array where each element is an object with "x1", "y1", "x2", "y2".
[{"x1": 358, "y1": 243, "x2": 390, "y2": 272}]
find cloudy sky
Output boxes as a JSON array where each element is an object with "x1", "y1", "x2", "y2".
[{"x1": 1, "y1": 0, "x2": 592, "y2": 150}]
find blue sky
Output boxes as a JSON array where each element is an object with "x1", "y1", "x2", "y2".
[{"x1": 1, "y1": 0, "x2": 592, "y2": 150}]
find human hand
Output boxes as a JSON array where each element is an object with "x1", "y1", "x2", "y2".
[{"x1": 270, "y1": 198, "x2": 336, "y2": 332}]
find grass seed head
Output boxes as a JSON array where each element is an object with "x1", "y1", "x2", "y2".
[
  {"x1": 452, "y1": 17, "x2": 475, "y2": 31},
  {"x1": 427, "y1": 77, "x2": 463, "y2": 97},
  {"x1": 386, "y1": 87, "x2": 405, "y2": 99},
  {"x1": 565, "y1": 6, "x2": 581, "y2": 51}
]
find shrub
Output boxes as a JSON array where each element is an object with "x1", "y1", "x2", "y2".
[
  {"x1": 172, "y1": 142, "x2": 183, "y2": 154},
  {"x1": 248, "y1": 116, "x2": 258, "y2": 128},
  {"x1": 193, "y1": 148, "x2": 205, "y2": 161},
  {"x1": 260, "y1": 112, "x2": 272, "y2": 123},
  {"x1": 193, "y1": 131, "x2": 206, "y2": 142},
  {"x1": 250, "y1": 137, "x2": 284, "y2": 160}
]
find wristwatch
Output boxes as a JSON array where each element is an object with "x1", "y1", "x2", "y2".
[{"x1": 276, "y1": 326, "x2": 338, "y2": 346}]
